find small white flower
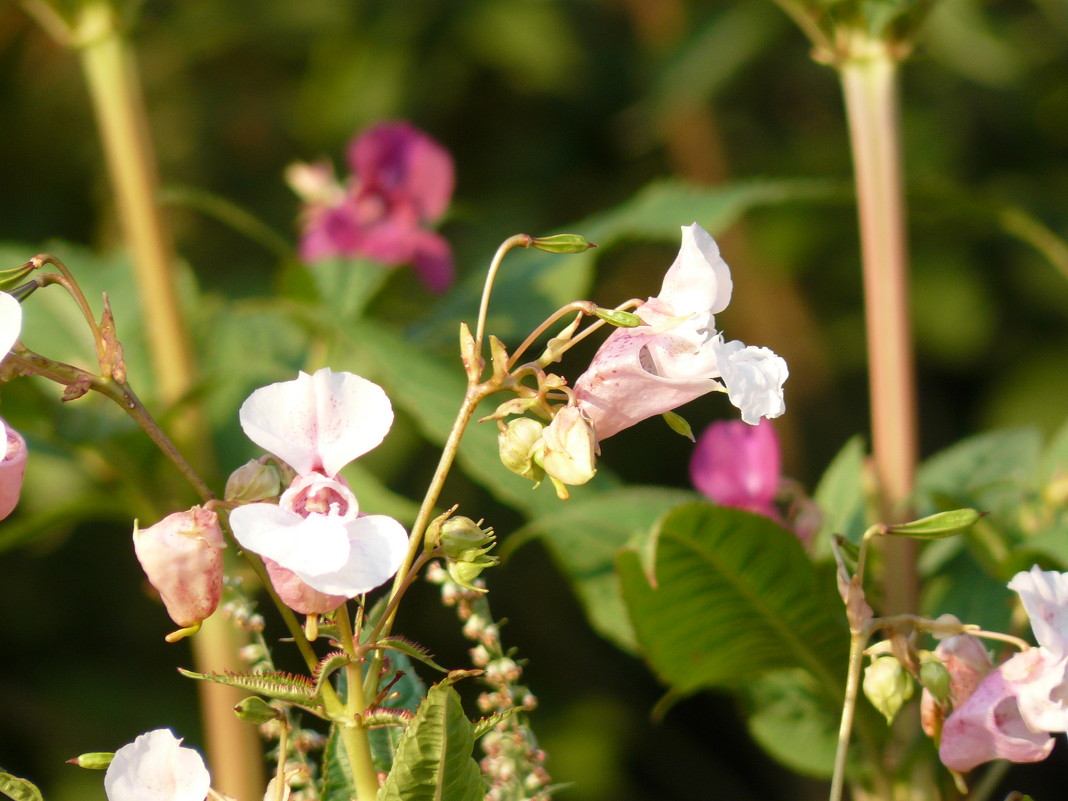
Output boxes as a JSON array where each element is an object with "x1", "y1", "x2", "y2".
[{"x1": 103, "y1": 729, "x2": 210, "y2": 801}]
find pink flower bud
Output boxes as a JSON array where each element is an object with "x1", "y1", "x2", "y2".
[
  {"x1": 0, "y1": 419, "x2": 27, "y2": 521},
  {"x1": 539, "y1": 407, "x2": 597, "y2": 489},
  {"x1": 133, "y1": 507, "x2": 225, "y2": 628}
]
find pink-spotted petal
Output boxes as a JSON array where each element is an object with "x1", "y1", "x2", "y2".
[
  {"x1": 229, "y1": 503, "x2": 351, "y2": 578},
  {"x1": 1009, "y1": 566, "x2": 1068, "y2": 658},
  {"x1": 239, "y1": 368, "x2": 393, "y2": 477},
  {"x1": 297, "y1": 514, "x2": 408, "y2": 597}
]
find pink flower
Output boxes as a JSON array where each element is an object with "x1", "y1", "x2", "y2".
[
  {"x1": 0, "y1": 292, "x2": 26, "y2": 521},
  {"x1": 689, "y1": 418, "x2": 781, "y2": 519},
  {"x1": 104, "y1": 729, "x2": 210, "y2": 801},
  {"x1": 573, "y1": 224, "x2": 787, "y2": 440},
  {"x1": 229, "y1": 368, "x2": 408, "y2": 612},
  {"x1": 133, "y1": 507, "x2": 225, "y2": 629},
  {"x1": 292, "y1": 121, "x2": 455, "y2": 293}
]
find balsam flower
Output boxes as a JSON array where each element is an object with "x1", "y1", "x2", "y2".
[
  {"x1": 690, "y1": 418, "x2": 781, "y2": 520},
  {"x1": 229, "y1": 368, "x2": 408, "y2": 613},
  {"x1": 573, "y1": 223, "x2": 787, "y2": 440},
  {"x1": 938, "y1": 567, "x2": 1068, "y2": 771},
  {"x1": 104, "y1": 729, "x2": 210, "y2": 801},
  {"x1": 291, "y1": 121, "x2": 455, "y2": 293},
  {"x1": 0, "y1": 291, "x2": 26, "y2": 520}
]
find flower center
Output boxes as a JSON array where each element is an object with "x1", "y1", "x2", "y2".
[{"x1": 279, "y1": 473, "x2": 359, "y2": 520}]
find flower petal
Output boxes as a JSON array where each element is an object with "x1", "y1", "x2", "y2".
[
  {"x1": 690, "y1": 419, "x2": 781, "y2": 511},
  {"x1": 0, "y1": 292, "x2": 22, "y2": 356},
  {"x1": 411, "y1": 229, "x2": 454, "y2": 294},
  {"x1": 239, "y1": 368, "x2": 393, "y2": 477},
  {"x1": 713, "y1": 338, "x2": 788, "y2": 424},
  {"x1": 296, "y1": 514, "x2": 409, "y2": 597},
  {"x1": 104, "y1": 729, "x2": 210, "y2": 801},
  {"x1": 1008, "y1": 566, "x2": 1068, "y2": 659},
  {"x1": 0, "y1": 421, "x2": 27, "y2": 521},
  {"x1": 658, "y1": 223, "x2": 732, "y2": 317},
  {"x1": 229, "y1": 503, "x2": 351, "y2": 577},
  {"x1": 263, "y1": 559, "x2": 348, "y2": 615}
]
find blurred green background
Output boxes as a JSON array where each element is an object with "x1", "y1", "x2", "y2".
[{"x1": 2, "y1": 1, "x2": 1068, "y2": 799}]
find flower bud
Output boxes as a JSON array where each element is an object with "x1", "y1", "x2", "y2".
[
  {"x1": 498, "y1": 417, "x2": 546, "y2": 482},
  {"x1": 593, "y1": 307, "x2": 643, "y2": 328},
  {"x1": 225, "y1": 458, "x2": 282, "y2": 503},
  {"x1": 538, "y1": 407, "x2": 597, "y2": 492},
  {"x1": 67, "y1": 752, "x2": 114, "y2": 770},
  {"x1": 530, "y1": 234, "x2": 596, "y2": 254},
  {"x1": 447, "y1": 551, "x2": 499, "y2": 593},
  {"x1": 439, "y1": 516, "x2": 495, "y2": 559},
  {"x1": 918, "y1": 652, "x2": 952, "y2": 704},
  {"x1": 863, "y1": 655, "x2": 914, "y2": 724},
  {"x1": 233, "y1": 695, "x2": 282, "y2": 724},
  {"x1": 0, "y1": 419, "x2": 28, "y2": 521},
  {"x1": 133, "y1": 507, "x2": 225, "y2": 629}
]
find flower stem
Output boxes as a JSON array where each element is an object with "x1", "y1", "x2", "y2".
[
  {"x1": 839, "y1": 35, "x2": 919, "y2": 617},
  {"x1": 475, "y1": 235, "x2": 534, "y2": 349},
  {"x1": 335, "y1": 605, "x2": 380, "y2": 801}
]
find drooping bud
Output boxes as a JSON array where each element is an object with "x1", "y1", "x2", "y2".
[
  {"x1": 225, "y1": 457, "x2": 282, "y2": 503},
  {"x1": 67, "y1": 751, "x2": 114, "y2": 770},
  {"x1": 538, "y1": 406, "x2": 597, "y2": 499},
  {"x1": 446, "y1": 552, "x2": 498, "y2": 593},
  {"x1": 593, "y1": 307, "x2": 643, "y2": 328},
  {"x1": 438, "y1": 516, "x2": 495, "y2": 559},
  {"x1": 918, "y1": 651, "x2": 952, "y2": 705},
  {"x1": 498, "y1": 417, "x2": 546, "y2": 482},
  {"x1": 233, "y1": 695, "x2": 283, "y2": 724},
  {"x1": 133, "y1": 507, "x2": 226, "y2": 632},
  {"x1": 863, "y1": 655, "x2": 914, "y2": 724},
  {"x1": 0, "y1": 419, "x2": 28, "y2": 521}
]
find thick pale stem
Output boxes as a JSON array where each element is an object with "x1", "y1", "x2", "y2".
[
  {"x1": 830, "y1": 628, "x2": 869, "y2": 801},
  {"x1": 336, "y1": 606, "x2": 381, "y2": 801},
  {"x1": 840, "y1": 41, "x2": 919, "y2": 617}
]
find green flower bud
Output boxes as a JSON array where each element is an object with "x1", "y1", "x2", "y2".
[
  {"x1": 594, "y1": 307, "x2": 643, "y2": 328},
  {"x1": 67, "y1": 752, "x2": 114, "y2": 770},
  {"x1": 225, "y1": 458, "x2": 282, "y2": 503},
  {"x1": 439, "y1": 516, "x2": 495, "y2": 559},
  {"x1": 498, "y1": 417, "x2": 546, "y2": 482},
  {"x1": 233, "y1": 695, "x2": 283, "y2": 724},
  {"x1": 0, "y1": 260, "x2": 38, "y2": 294},
  {"x1": 918, "y1": 655, "x2": 952, "y2": 705},
  {"x1": 863, "y1": 655, "x2": 914, "y2": 724},
  {"x1": 447, "y1": 553, "x2": 498, "y2": 592},
  {"x1": 530, "y1": 234, "x2": 597, "y2": 254}
]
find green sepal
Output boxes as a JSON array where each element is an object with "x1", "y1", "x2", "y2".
[
  {"x1": 530, "y1": 234, "x2": 596, "y2": 254},
  {"x1": 661, "y1": 411, "x2": 695, "y2": 441},
  {"x1": 472, "y1": 708, "x2": 519, "y2": 739},
  {"x1": 179, "y1": 667, "x2": 318, "y2": 705},
  {"x1": 0, "y1": 772, "x2": 43, "y2": 801},
  {"x1": 233, "y1": 695, "x2": 283, "y2": 724},
  {"x1": 372, "y1": 636, "x2": 447, "y2": 673},
  {"x1": 593, "y1": 307, "x2": 643, "y2": 328},
  {"x1": 884, "y1": 508, "x2": 981, "y2": 539},
  {"x1": 0, "y1": 260, "x2": 37, "y2": 294},
  {"x1": 312, "y1": 651, "x2": 352, "y2": 697},
  {"x1": 66, "y1": 752, "x2": 113, "y2": 770}
]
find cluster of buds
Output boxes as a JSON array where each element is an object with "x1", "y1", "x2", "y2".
[
  {"x1": 861, "y1": 636, "x2": 951, "y2": 726},
  {"x1": 497, "y1": 404, "x2": 598, "y2": 501},
  {"x1": 427, "y1": 562, "x2": 553, "y2": 801},
  {"x1": 426, "y1": 513, "x2": 499, "y2": 592}
]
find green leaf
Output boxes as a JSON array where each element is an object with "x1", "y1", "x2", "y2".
[
  {"x1": 812, "y1": 436, "x2": 869, "y2": 558},
  {"x1": 885, "y1": 508, "x2": 981, "y2": 539},
  {"x1": 742, "y1": 669, "x2": 840, "y2": 779},
  {"x1": 0, "y1": 772, "x2": 43, "y2": 801},
  {"x1": 178, "y1": 668, "x2": 317, "y2": 705},
  {"x1": 509, "y1": 487, "x2": 699, "y2": 651},
  {"x1": 373, "y1": 636, "x2": 447, "y2": 673},
  {"x1": 618, "y1": 503, "x2": 848, "y2": 698},
  {"x1": 368, "y1": 650, "x2": 428, "y2": 775},
  {"x1": 321, "y1": 727, "x2": 356, "y2": 801},
  {"x1": 377, "y1": 676, "x2": 485, "y2": 801}
]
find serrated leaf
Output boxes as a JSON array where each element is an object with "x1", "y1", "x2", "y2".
[
  {"x1": 618, "y1": 503, "x2": 848, "y2": 699},
  {"x1": 313, "y1": 652, "x2": 352, "y2": 698},
  {"x1": 178, "y1": 668, "x2": 317, "y2": 705},
  {"x1": 377, "y1": 677, "x2": 484, "y2": 801},
  {"x1": 0, "y1": 772, "x2": 43, "y2": 801},
  {"x1": 472, "y1": 708, "x2": 518, "y2": 739},
  {"x1": 885, "y1": 508, "x2": 981, "y2": 539},
  {"x1": 509, "y1": 487, "x2": 700, "y2": 651},
  {"x1": 373, "y1": 636, "x2": 446, "y2": 673},
  {"x1": 320, "y1": 727, "x2": 356, "y2": 801}
]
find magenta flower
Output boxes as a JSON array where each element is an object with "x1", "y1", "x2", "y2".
[
  {"x1": 0, "y1": 292, "x2": 26, "y2": 521},
  {"x1": 689, "y1": 418, "x2": 781, "y2": 520},
  {"x1": 229, "y1": 368, "x2": 408, "y2": 613},
  {"x1": 104, "y1": 729, "x2": 210, "y2": 801},
  {"x1": 573, "y1": 224, "x2": 787, "y2": 440},
  {"x1": 292, "y1": 121, "x2": 455, "y2": 293}
]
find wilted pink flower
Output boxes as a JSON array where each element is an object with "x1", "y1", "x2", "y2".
[
  {"x1": 229, "y1": 368, "x2": 408, "y2": 613},
  {"x1": 690, "y1": 418, "x2": 780, "y2": 519},
  {"x1": 539, "y1": 406, "x2": 598, "y2": 495},
  {"x1": 133, "y1": 507, "x2": 225, "y2": 629},
  {"x1": 292, "y1": 121, "x2": 455, "y2": 293},
  {"x1": 573, "y1": 224, "x2": 787, "y2": 440},
  {"x1": 104, "y1": 729, "x2": 211, "y2": 801},
  {"x1": 1, "y1": 292, "x2": 26, "y2": 521}
]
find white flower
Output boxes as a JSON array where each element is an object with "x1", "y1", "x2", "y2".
[
  {"x1": 103, "y1": 729, "x2": 210, "y2": 801},
  {"x1": 574, "y1": 223, "x2": 787, "y2": 439},
  {"x1": 229, "y1": 368, "x2": 408, "y2": 602}
]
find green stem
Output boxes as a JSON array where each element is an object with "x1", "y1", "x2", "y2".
[
  {"x1": 840, "y1": 36, "x2": 919, "y2": 616},
  {"x1": 335, "y1": 605, "x2": 380, "y2": 801},
  {"x1": 475, "y1": 235, "x2": 533, "y2": 348},
  {"x1": 830, "y1": 628, "x2": 868, "y2": 801}
]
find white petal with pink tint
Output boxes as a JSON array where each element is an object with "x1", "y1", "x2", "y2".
[
  {"x1": 104, "y1": 729, "x2": 210, "y2": 801},
  {"x1": 230, "y1": 503, "x2": 351, "y2": 578},
  {"x1": 1009, "y1": 567, "x2": 1068, "y2": 659},
  {"x1": 0, "y1": 292, "x2": 22, "y2": 356},
  {"x1": 239, "y1": 368, "x2": 393, "y2": 477},
  {"x1": 301, "y1": 514, "x2": 409, "y2": 597}
]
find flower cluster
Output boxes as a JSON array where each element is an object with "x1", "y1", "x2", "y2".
[
  {"x1": 938, "y1": 567, "x2": 1068, "y2": 771},
  {"x1": 228, "y1": 367, "x2": 409, "y2": 614},
  {"x1": 290, "y1": 121, "x2": 455, "y2": 293},
  {"x1": 573, "y1": 223, "x2": 787, "y2": 440}
]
